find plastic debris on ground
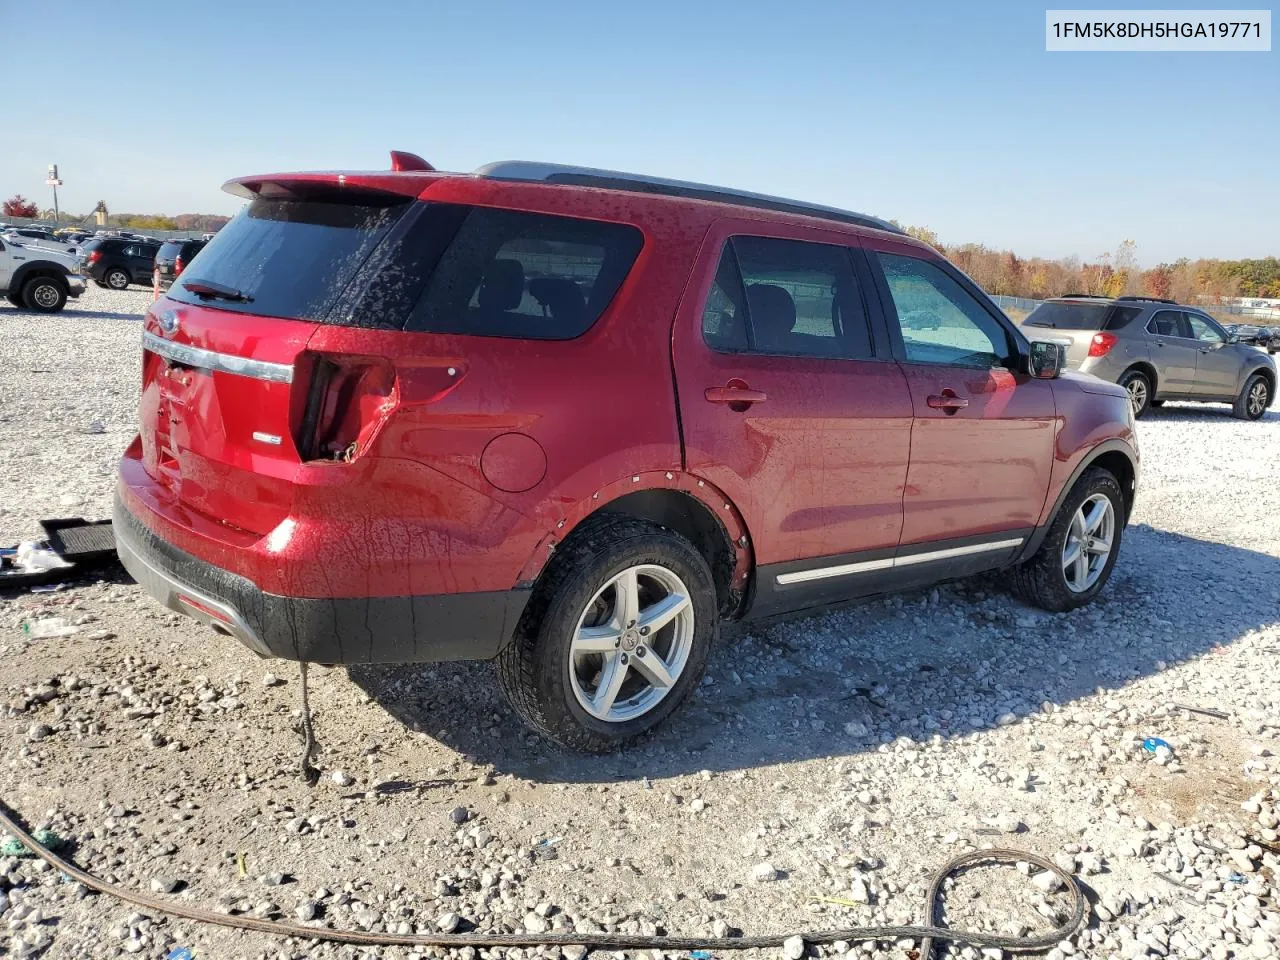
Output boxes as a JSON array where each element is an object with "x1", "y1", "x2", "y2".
[
  {"x1": 23, "y1": 617, "x2": 81, "y2": 639},
  {"x1": 167, "y1": 948, "x2": 195, "y2": 960},
  {"x1": 0, "y1": 828, "x2": 67, "y2": 858}
]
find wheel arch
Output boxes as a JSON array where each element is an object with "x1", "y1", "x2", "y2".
[
  {"x1": 1019, "y1": 439, "x2": 1138, "y2": 561},
  {"x1": 1247, "y1": 364, "x2": 1275, "y2": 400},
  {"x1": 11, "y1": 262, "x2": 70, "y2": 293},
  {"x1": 515, "y1": 473, "x2": 754, "y2": 620}
]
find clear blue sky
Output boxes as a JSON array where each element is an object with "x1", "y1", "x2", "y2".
[{"x1": 3, "y1": 1, "x2": 1276, "y2": 264}]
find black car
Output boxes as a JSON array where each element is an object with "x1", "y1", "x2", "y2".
[
  {"x1": 153, "y1": 238, "x2": 208, "y2": 292},
  {"x1": 80, "y1": 238, "x2": 162, "y2": 290}
]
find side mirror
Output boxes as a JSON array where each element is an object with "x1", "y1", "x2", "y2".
[{"x1": 1027, "y1": 339, "x2": 1068, "y2": 379}]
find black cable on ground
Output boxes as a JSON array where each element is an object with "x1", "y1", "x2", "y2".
[
  {"x1": 298, "y1": 660, "x2": 319, "y2": 786},
  {"x1": 0, "y1": 796, "x2": 1086, "y2": 956}
]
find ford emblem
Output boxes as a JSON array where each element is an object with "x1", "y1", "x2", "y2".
[{"x1": 158, "y1": 310, "x2": 180, "y2": 337}]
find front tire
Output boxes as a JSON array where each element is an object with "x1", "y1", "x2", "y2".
[
  {"x1": 1011, "y1": 467, "x2": 1124, "y2": 613},
  {"x1": 21, "y1": 276, "x2": 67, "y2": 313},
  {"x1": 1118, "y1": 369, "x2": 1152, "y2": 418},
  {"x1": 1233, "y1": 373, "x2": 1271, "y2": 420},
  {"x1": 496, "y1": 515, "x2": 718, "y2": 752},
  {"x1": 105, "y1": 267, "x2": 130, "y2": 290}
]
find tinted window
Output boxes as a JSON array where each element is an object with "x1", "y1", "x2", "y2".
[
  {"x1": 1185, "y1": 313, "x2": 1225, "y2": 343},
  {"x1": 405, "y1": 207, "x2": 643, "y2": 339},
  {"x1": 1147, "y1": 310, "x2": 1183, "y2": 337},
  {"x1": 1023, "y1": 301, "x2": 1110, "y2": 330},
  {"x1": 877, "y1": 252, "x2": 1011, "y2": 367},
  {"x1": 1105, "y1": 306, "x2": 1143, "y2": 330},
  {"x1": 700, "y1": 237, "x2": 873, "y2": 359},
  {"x1": 157, "y1": 241, "x2": 184, "y2": 260},
  {"x1": 169, "y1": 197, "x2": 409, "y2": 320}
]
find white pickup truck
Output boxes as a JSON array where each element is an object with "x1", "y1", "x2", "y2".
[{"x1": 0, "y1": 237, "x2": 85, "y2": 312}]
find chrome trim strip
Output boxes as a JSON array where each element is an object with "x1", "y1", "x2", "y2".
[
  {"x1": 776, "y1": 557, "x2": 894, "y2": 585},
  {"x1": 893, "y1": 537, "x2": 1026, "y2": 567},
  {"x1": 142, "y1": 331, "x2": 294, "y2": 384},
  {"x1": 252, "y1": 431, "x2": 283, "y2": 446},
  {"x1": 775, "y1": 537, "x2": 1025, "y2": 586}
]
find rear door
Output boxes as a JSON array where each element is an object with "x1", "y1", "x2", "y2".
[
  {"x1": 1184, "y1": 312, "x2": 1239, "y2": 397},
  {"x1": 864, "y1": 239, "x2": 1056, "y2": 550},
  {"x1": 671, "y1": 221, "x2": 913, "y2": 608},
  {"x1": 1145, "y1": 309, "x2": 1198, "y2": 393}
]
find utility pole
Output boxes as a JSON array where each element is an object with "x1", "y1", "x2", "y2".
[{"x1": 45, "y1": 164, "x2": 63, "y2": 224}]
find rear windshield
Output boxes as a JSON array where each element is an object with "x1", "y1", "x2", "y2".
[
  {"x1": 1023, "y1": 301, "x2": 1141, "y2": 331},
  {"x1": 168, "y1": 198, "x2": 409, "y2": 320},
  {"x1": 157, "y1": 240, "x2": 185, "y2": 259},
  {"x1": 168, "y1": 197, "x2": 645, "y2": 338}
]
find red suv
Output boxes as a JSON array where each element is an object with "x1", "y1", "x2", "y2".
[{"x1": 115, "y1": 153, "x2": 1138, "y2": 750}]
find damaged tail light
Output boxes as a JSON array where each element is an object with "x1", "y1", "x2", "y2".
[
  {"x1": 1088, "y1": 332, "x2": 1117, "y2": 357},
  {"x1": 295, "y1": 354, "x2": 396, "y2": 461}
]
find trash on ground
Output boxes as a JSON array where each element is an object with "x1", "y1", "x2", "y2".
[
  {"x1": 1142, "y1": 737, "x2": 1173, "y2": 753},
  {"x1": 1, "y1": 518, "x2": 117, "y2": 589},
  {"x1": 0, "y1": 828, "x2": 67, "y2": 858},
  {"x1": 166, "y1": 948, "x2": 195, "y2": 960},
  {"x1": 23, "y1": 617, "x2": 81, "y2": 639},
  {"x1": 1174, "y1": 703, "x2": 1229, "y2": 720}
]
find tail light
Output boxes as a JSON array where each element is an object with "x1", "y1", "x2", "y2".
[
  {"x1": 86, "y1": 250, "x2": 102, "y2": 264},
  {"x1": 174, "y1": 254, "x2": 185, "y2": 277},
  {"x1": 295, "y1": 354, "x2": 396, "y2": 461},
  {"x1": 1088, "y1": 332, "x2": 1117, "y2": 357}
]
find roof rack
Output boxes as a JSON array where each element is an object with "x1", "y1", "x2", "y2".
[
  {"x1": 1058, "y1": 293, "x2": 1106, "y2": 299},
  {"x1": 1116, "y1": 295, "x2": 1177, "y2": 304},
  {"x1": 472, "y1": 161, "x2": 904, "y2": 235}
]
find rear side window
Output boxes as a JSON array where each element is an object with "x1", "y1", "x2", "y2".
[
  {"x1": 405, "y1": 208, "x2": 642, "y2": 339},
  {"x1": 168, "y1": 197, "x2": 409, "y2": 320},
  {"x1": 1147, "y1": 310, "x2": 1184, "y2": 337},
  {"x1": 1105, "y1": 306, "x2": 1142, "y2": 330},
  {"x1": 700, "y1": 236, "x2": 873, "y2": 360}
]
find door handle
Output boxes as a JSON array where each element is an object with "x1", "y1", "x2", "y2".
[
  {"x1": 926, "y1": 390, "x2": 969, "y2": 413},
  {"x1": 705, "y1": 380, "x2": 767, "y2": 408}
]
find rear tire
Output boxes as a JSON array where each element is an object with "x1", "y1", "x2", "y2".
[
  {"x1": 1118, "y1": 369, "x2": 1152, "y2": 418},
  {"x1": 21, "y1": 276, "x2": 67, "y2": 313},
  {"x1": 1233, "y1": 372, "x2": 1271, "y2": 420},
  {"x1": 105, "y1": 267, "x2": 130, "y2": 290},
  {"x1": 1011, "y1": 467, "x2": 1124, "y2": 613},
  {"x1": 496, "y1": 514, "x2": 718, "y2": 752}
]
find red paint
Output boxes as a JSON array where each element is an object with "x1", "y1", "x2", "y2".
[{"x1": 118, "y1": 164, "x2": 1134, "y2": 610}]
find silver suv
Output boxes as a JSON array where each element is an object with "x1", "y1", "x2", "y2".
[{"x1": 1020, "y1": 295, "x2": 1276, "y2": 419}]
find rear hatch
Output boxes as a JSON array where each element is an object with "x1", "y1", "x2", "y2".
[
  {"x1": 153, "y1": 240, "x2": 184, "y2": 286},
  {"x1": 1021, "y1": 300, "x2": 1143, "y2": 368},
  {"x1": 138, "y1": 179, "x2": 423, "y2": 536}
]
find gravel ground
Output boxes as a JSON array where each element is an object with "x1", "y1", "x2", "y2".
[{"x1": 1, "y1": 286, "x2": 1278, "y2": 960}]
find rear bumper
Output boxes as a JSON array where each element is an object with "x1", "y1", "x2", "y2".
[{"x1": 113, "y1": 490, "x2": 532, "y2": 664}]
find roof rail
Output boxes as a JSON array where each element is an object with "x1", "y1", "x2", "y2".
[
  {"x1": 472, "y1": 161, "x2": 904, "y2": 235},
  {"x1": 1116, "y1": 295, "x2": 1177, "y2": 304},
  {"x1": 1058, "y1": 292, "x2": 1105, "y2": 299}
]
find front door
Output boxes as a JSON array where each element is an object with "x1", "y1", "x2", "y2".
[
  {"x1": 672, "y1": 223, "x2": 912, "y2": 607},
  {"x1": 864, "y1": 241, "x2": 1057, "y2": 549},
  {"x1": 1184, "y1": 312, "x2": 1240, "y2": 397},
  {"x1": 1145, "y1": 310, "x2": 1198, "y2": 394}
]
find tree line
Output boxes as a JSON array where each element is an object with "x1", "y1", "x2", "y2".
[{"x1": 900, "y1": 226, "x2": 1279, "y2": 301}]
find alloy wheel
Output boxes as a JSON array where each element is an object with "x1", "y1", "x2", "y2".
[
  {"x1": 1061, "y1": 493, "x2": 1115, "y2": 593},
  {"x1": 1248, "y1": 380, "x2": 1268, "y2": 417},
  {"x1": 568, "y1": 564, "x2": 695, "y2": 723},
  {"x1": 1126, "y1": 378, "x2": 1148, "y2": 414}
]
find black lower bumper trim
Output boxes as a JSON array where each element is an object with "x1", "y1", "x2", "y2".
[{"x1": 113, "y1": 491, "x2": 531, "y2": 664}]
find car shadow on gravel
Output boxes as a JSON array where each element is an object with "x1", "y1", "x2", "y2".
[
  {"x1": 1142, "y1": 401, "x2": 1278, "y2": 422},
  {"x1": 349, "y1": 523, "x2": 1280, "y2": 785},
  {"x1": 0, "y1": 305, "x2": 145, "y2": 322}
]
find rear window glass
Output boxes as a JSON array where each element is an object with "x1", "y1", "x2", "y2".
[
  {"x1": 403, "y1": 207, "x2": 643, "y2": 339},
  {"x1": 157, "y1": 240, "x2": 184, "y2": 259},
  {"x1": 1023, "y1": 302, "x2": 1111, "y2": 330},
  {"x1": 167, "y1": 198, "x2": 409, "y2": 320}
]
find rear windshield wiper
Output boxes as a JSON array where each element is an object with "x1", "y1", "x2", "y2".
[{"x1": 182, "y1": 279, "x2": 254, "y2": 303}]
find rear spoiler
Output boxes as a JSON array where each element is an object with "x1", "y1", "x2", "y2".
[{"x1": 223, "y1": 171, "x2": 443, "y2": 204}]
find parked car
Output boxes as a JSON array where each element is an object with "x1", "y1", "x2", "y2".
[
  {"x1": 80, "y1": 237, "x2": 162, "y2": 289},
  {"x1": 152, "y1": 237, "x2": 208, "y2": 293},
  {"x1": 1020, "y1": 295, "x2": 1276, "y2": 419},
  {"x1": 0, "y1": 235, "x2": 85, "y2": 312},
  {"x1": 1, "y1": 228, "x2": 77, "y2": 255},
  {"x1": 115, "y1": 153, "x2": 1139, "y2": 750},
  {"x1": 1225, "y1": 323, "x2": 1280, "y2": 353}
]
